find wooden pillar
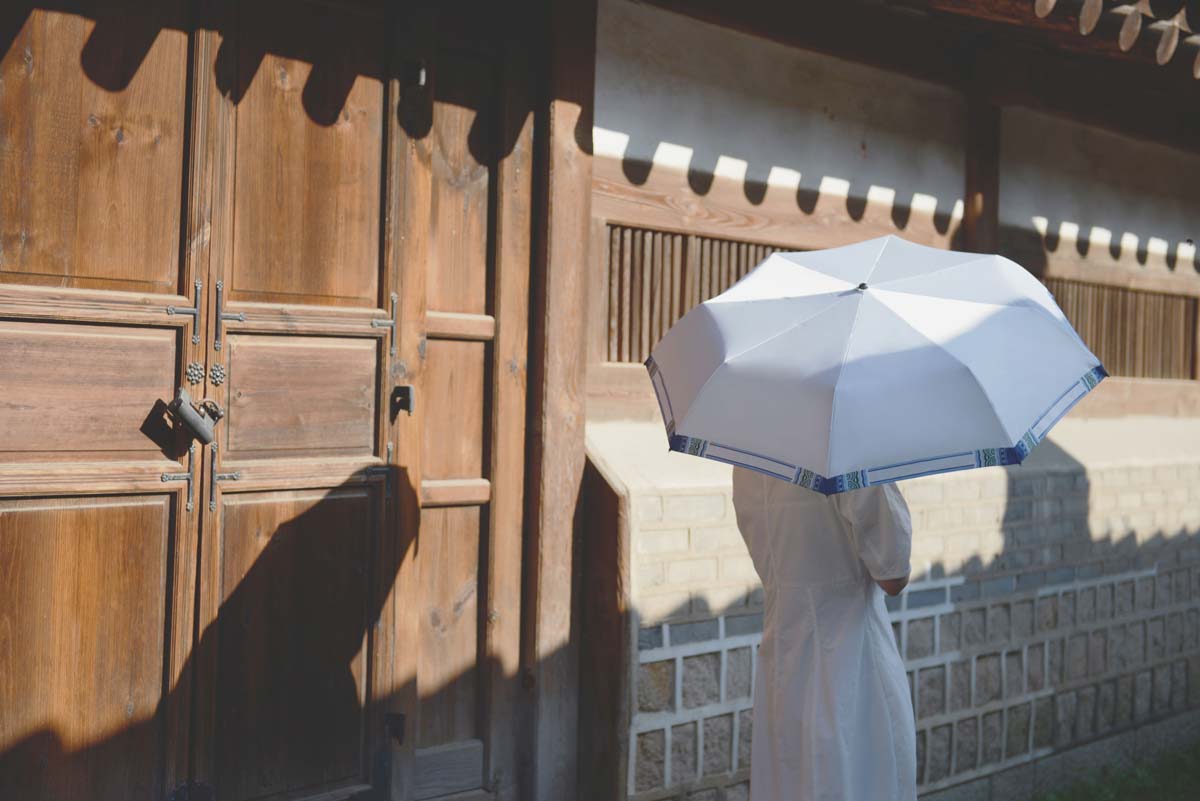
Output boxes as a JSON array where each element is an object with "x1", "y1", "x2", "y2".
[
  {"x1": 523, "y1": 1, "x2": 596, "y2": 800},
  {"x1": 963, "y1": 90, "x2": 1000, "y2": 254}
]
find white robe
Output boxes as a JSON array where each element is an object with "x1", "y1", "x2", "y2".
[{"x1": 732, "y1": 467, "x2": 917, "y2": 801}]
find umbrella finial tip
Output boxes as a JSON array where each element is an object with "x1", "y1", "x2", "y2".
[{"x1": 857, "y1": 282, "x2": 868, "y2": 291}]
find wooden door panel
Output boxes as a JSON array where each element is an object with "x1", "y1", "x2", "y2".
[
  {"x1": 0, "y1": 320, "x2": 177, "y2": 462},
  {"x1": 224, "y1": 334, "x2": 378, "y2": 460},
  {"x1": 0, "y1": 5, "x2": 189, "y2": 293},
  {"x1": 0, "y1": 494, "x2": 173, "y2": 801},
  {"x1": 417, "y1": 506, "x2": 482, "y2": 750},
  {"x1": 228, "y1": 1, "x2": 385, "y2": 309},
  {"x1": 212, "y1": 486, "x2": 378, "y2": 801},
  {"x1": 421, "y1": 340, "x2": 486, "y2": 480},
  {"x1": 427, "y1": 47, "x2": 492, "y2": 316}
]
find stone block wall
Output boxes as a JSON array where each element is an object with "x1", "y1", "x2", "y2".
[{"x1": 623, "y1": 457, "x2": 1200, "y2": 801}]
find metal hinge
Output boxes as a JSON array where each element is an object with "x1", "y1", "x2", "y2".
[
  {"x1": 391, "y1": 385, "x2": 414, "y2": 417},
  {"x1": 166, "y1": 280, "x2": 202, "y2": 345},
  {"x1": 166, "y1": 780, "x2": 213, "y2": 801},
  {"x1": 371, "y1": 292, "x2": 398, "y2": 357},
  {"x1": 209, "y1": 441, "x2": 242, "y2": 512},
  {"x1": 160, "y1": 443, "x2": 197, "y2": 512},
  {"x1": 213, "y1": 280, "x2": 245, "y2": 352}
]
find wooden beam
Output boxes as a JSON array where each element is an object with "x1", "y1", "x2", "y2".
[
  {"x1": 522, "y1": 0, "x2": 595, "y2": 799},
  {"x1": 426, "y1": 310, "x2": 496, "y2": 341},
  {"x1": 963, "y1": 89, "x2": 1000, "y2": 253},
  {"x1": 420, "y1": 478, "x2": 492, "y2": 507}
]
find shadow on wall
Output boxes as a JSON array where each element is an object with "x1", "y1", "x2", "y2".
[
  {"x1": 0, "y1": 1, "x2": 542, "y2": 159},
  {"x1": 0, "y1": 466, "x2": 419, "y2": 801},
  {"x1": 582, "y1": 425, "x2": 1200, "y2": 799},
  {"x1": 612, "y1": 148, "x2": 1199, "y2": 273}
]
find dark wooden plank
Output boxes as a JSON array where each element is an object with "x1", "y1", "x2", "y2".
[
  {"x1": 965, "y1": 87, "x2": 999, "y2": 255},
  {"x1": 483, "y1": 39, "x2": 534, "y2": 799},
  {"x1": 523, "y1": 0, "x2": 596, "y2": 798}
]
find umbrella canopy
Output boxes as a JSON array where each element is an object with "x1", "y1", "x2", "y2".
[{"x1": 645, "y1": 235, "x2": 1106, "y2": 494}]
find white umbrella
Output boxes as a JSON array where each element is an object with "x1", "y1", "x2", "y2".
[{"x1": 645, "y1": 235, "x2": 1106, "y2": 494}]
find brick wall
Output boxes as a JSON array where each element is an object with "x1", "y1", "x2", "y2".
[{"x1": 622, "y1": 458, "x2": 1200, "y2": 801}]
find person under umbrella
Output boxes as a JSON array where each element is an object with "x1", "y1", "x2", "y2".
[{"x1": 645, "y1": 235, "x2": 1104, "y2": 801}]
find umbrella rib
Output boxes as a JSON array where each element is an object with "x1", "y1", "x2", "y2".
[
  {"x1": 675, "y1": 293, "x2": 854, "y2": 431},
  {"x1": 875, "y1": 288, "x2": 1083, "y2": 347},
  {"x1": 824, "y1": 291, "x2": 871, "y2": 478},
  {"x1": 873, "y1": 300, "x2": 1017, "y2": 445},
  {"x1": 861, "y1": 234, "x2": 893, "y2": 286}
]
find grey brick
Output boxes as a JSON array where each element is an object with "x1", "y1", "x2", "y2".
[
  {"x1": 950, "y1": 660, "x2": 972, "y2": 712},
  {"x1": 1134, "y1": 670, "x2": 1153, "y2": 720},
  {"x1": 1016, "y1": 571, "x2": 1046, "y2": 591},
  {"x1": 672, "y1": 619, "x2": 719, "y2": 645},
  {"x1": 964, "y1": 608, "x2": 987, "y2": 647},
  {"x1": 636, "y1": 730, "x2": 665, "y2": 791},
  {"x1": 1137, "y1": 576, "x2": 1156, "y2": 612},
  {"x1": 908, "y1": 617, "x2": 936, "y2": 660},
  {"x1": 702, "y1": 715, "x2": 732, "y2": 775},
  {"x1": 1116, "y1": 580, "x2": 1135, "y2": 616},
  {"x1": 1096, "y1": 583, "x2": 1113, "y2": 620},
  {"x1": 1028, "y1": 642, "x2": 1045, "y2": 691},
  {"x1": 1060, "y1": 591, "x2": 1076, "y2": 626},
  {"x1": 1055, "y1": 692, "x2": 1077, "y2": 747},
  {"x1": 955, "y1": 717, "x2": 978, "y2": 773},
  {"x1": 726, "y1": 782, "x2": 750, "y2": 801},
  {"x1": 1067, "y1": 633, "x2": 1089, "y2": 681},
  {"x1": 1046, "y1": 567, "x2": 1077, "y2": 586},
  {"x1": 1156, "y1": 574, "x2": 1172, "y2": 609},
  {"x1": 1116, "y1": 674, "x2": 1134, "y2": 725},
  {"x1": 1167, "y1": 611, "x2": 1184, "y2": 655},
  {"x1": 940, "y1": 612, "x2": 962, "y2": 654},
  {"x1": 1173, "y1": 569, "x2": 1191, "y2": 604},
  {"x1": 982, "y1": 576, "x2": 1016, "y2": 598},
  {"x1": 1007, "y1": 702, "x2": 1032, "y2": 758},
  {"x1": 1012, "y1": 600, "x2": 1034, "y2": 639},
  {"x1": 976, "y1": 653, "x2": 1002, "y2": 705},
  {"x1": 1153, "y1": 664, "x2": 1173, "y2": 715},
  {"x1": 738, "y1": 709, "x2": 753, "y2": 768},
  {"x1": 1037, "y1": 597, "x2": 1058, "y2": 632},
  {"x1": 1078, "y1": 587, "x2": 1096, "y2": 623},
  {"x1": 1048, "y1": 637, "x2": 1064, "y2": 686},
  {"x1": 1149, "y1": 616, "x2": 1166, "y2": 661},
  {"x1": 683, "y1": 653, "x2": 721, "y2": 708},
  {"x1": 1034, "y1": 696, "x2": 1055, "y2": 749},
  {"x1": 981, "y1": 711, "x2": 1003, "y2": 765},
  {"x1": 1126, "y1": 621, "x2": 1146, "y2": 668},
  {"x1": 951, "y1": 582, "x2": 981, "y2": 603},
  {"x1": 1097, "y1": 680, "x2": 1116, "y2": 731},
  {"x1": 928, "y1": 724, "x2": 952, "y2": 783},
  {"x1": 672, "y1": 722, "x2": 697, "y2": 783},
  {"x1": 725, "y1": 612, "x2": 763, "y2": 636},
  {"x1": 989, "y1": 604, "x2": 1012, "y2": 644},
  {"x1": 639, "y1": 660, "x2": 675, "y2": 713},
  {"x1": 1005, "y1": 650, "x2": 1024, "y2": 697},
  {"x1": 726, "y1": 647, "x2": 752, "y2": 701},
  {"x1": 1076, "y1": 685, "x2": 1097, "y2": 739},
  {"x1": 1089, "y1": 630, "x2": 1108, "y2": 675},
  {"x1": 908, "y1": 587, "x2": 946, "y2": 609},
  {"x1": 919, "y1": 666, "x2": 946, "y2": 720},
  {"x1": 1173, "y1": 659, "x2": 1189, "y2": 711},
  {"x1": 640, "y1": 625, "x2": 664, "y2": 650}
]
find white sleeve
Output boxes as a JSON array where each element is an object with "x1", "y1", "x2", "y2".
[{"x1": 837, "y1": 483, "x2": 912, "y2": 581}]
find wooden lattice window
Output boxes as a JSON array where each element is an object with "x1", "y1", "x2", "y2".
[
  {"x1": 1045, "y1": 278, "x2": 1198, "y2": 380},
  {"x1": 605, "y1": 224, "x2": 785, "y2": 363}
]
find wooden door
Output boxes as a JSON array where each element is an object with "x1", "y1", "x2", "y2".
[
  {"x1": 390, "y1": 8, "x2": 532, "y2": 801},
  {"x1": 0, "y1": 4, "x2": 201, "y2": 800},
  {"x1": 0, "y1": 3, "x2": 532, "y2": 801}
]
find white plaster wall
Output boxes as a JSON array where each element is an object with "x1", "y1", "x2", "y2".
[
  {"x1": 594, "y1": 0, "x2": 965, "y2": 213},
  {"x1": 1000, "y1": 107, "x2": 1200, "y2": 265}
]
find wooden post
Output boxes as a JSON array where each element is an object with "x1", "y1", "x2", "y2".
[
  {"x1": 963, "y1": 87, "x2": 1000, "y2": 254},
  {"x1": 523, "y1": 0, "x2": 596, "y2": 800}
]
